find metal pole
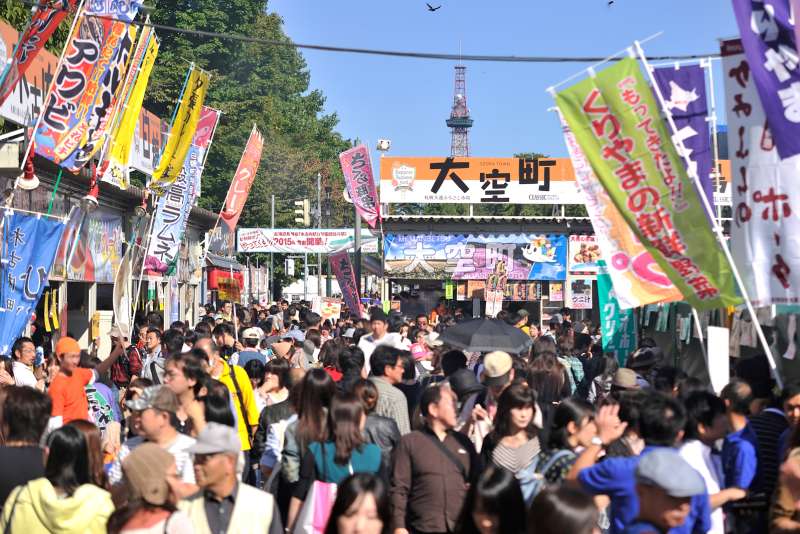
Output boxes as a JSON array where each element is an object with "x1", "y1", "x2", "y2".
[
  {"x1": 354, "y1": 205, "x2": 362, "y2": 295},
  {"x1": 303, "y1": 252, "x2": 308, "y2": 302},
  {"x1": 705, "y1": 57, "x2": 723, "y2": 226},
  {"x1": 636, "y1": 41, "x2": 783, "y2": 388},
  {"x1": 317, "y1": 172, "x2": 323, "y2": 298},
  {"x1": 270, "y1": 194, "x2": 274, "y2": 303}
]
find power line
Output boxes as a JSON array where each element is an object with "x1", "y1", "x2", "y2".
[{"x1": 19, "y1": 0, "x2": 720, "y2": 63}]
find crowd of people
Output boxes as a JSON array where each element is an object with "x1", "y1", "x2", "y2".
[{"x1": 1, "y1": 298, "x2": 800, "y2": 533}]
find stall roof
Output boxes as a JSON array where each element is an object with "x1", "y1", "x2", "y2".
[
  {"x1": 206, "y1": 252, "x2": 246, "y2": 271},
  {"x1": 382, "y1": 214, "x2": 594, "y2": 234}
]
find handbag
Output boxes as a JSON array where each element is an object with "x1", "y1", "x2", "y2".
[{"x1": 293, "y1": 443, "x2": 352, "y2": 534}]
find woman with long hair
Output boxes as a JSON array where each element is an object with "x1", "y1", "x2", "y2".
[
  {"x1": 527, "y1": 352, "x2": 571, "y2": 424},
  {"x1": 527, "y1": 486, "x2": 600, "y2": 534},
  {"x1": 457, "y1": 465, "x2": 526, "y2": 534},
  {"x1": 106, "y1": 443, "x2": 192, "y2": 533},
  {"x1": 287, "y1": 393, "x2": 382, "y2": 531},
  {"x1": 481, "y1": 383, "x2": 541, "y2": 505},
  {"x1": 0, "y1": 426, "x2": 114, "y2": 533},
  {"x1": 536, "y1": 398, "x2": 597, "y2": 485},
  {"x1": 352, "y1": 379, "x2": 400, "y2": 468},
  {"x1": 67, "y1": 419, "x2": 109, "y2": 490},
  {"x1": 324, "y1": 473, "x2": 391, "y2": 534}
]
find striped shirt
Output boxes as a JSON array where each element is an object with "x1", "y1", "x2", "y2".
[
  {"x1": 491, "y1": 437, "x2": 540, "y2": 474},
  {"x1": 370, "y1": 376, "x2": 411, "y2": 435},
  {"x1": 748, "y1": 408, "x2": 788, "y2": 497}
]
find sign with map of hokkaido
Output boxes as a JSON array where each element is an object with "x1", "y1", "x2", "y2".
[{"x1": 383, "y1": 233, "x2": 567, "y2": 281}]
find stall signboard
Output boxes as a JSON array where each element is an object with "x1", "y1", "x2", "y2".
[
  {"x1": 237, "y1": 228, "x2": 378, "y2": 254},
  {"x1": 380, "y1": 157, "x2": 584, "y2": 204},
  {"x1": 384, "y1": 233, "x2": 567, "y2": 281},
  {"x1": 568, "y1": 235, "x2": 601, "y2": 274},
  {"x1": 312, "y1": 297, "x2": 342, "y2": 321},
  {"x1": 0, "y1": 21, "x2": 165, "y2": 175},
  {"x1": 217, "y1": 277, "x2": 241, "y2": 302},
  {"x1": 549, "y1": 282, "x2": 564, "y2": 302},
  {"x1": 567, "y1": 276, "x2": 594, "y2": 310},
  {"x1": 66, "y1": 210, "x2": 124, "y2": 283}
]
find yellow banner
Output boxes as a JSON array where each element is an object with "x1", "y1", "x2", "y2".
[
  {"x1": 150, "y1": 66, "x2": 209, "y2": 195},
  {"x1": 99, "y1": 28, "x2": 159, "y2": 189}
]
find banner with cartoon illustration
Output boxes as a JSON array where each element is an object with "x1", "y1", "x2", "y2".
[{"x1": 383, "y1": 233, "x2": 567, "y2": 281}]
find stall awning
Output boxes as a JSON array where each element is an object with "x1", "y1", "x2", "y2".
[{"x1": 205, "y1": 252, "x2": 245, "y2": 271}]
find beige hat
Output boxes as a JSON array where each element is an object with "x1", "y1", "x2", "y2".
[
  {"x1": 482, "y1": 351, "x2": 513, "y2": 387},
  {"x1": 122, "y1": 443, "x2": 174, "y2": 505},
  {"x1": 271, "y1": 341, "x2": 293, "y2": 359},
  {"x1": 612, "y1": 368, "x2": 640, "y2": 390}
]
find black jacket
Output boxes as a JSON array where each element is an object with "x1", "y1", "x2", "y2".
[
  {"x1": 251, "y1": 398, "x2": 293, "y2": 462},
  {"x1": 364, "y1": 413, "x2": 401, "y2": 469}
]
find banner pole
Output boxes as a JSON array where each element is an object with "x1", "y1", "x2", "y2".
[
  {"x1": 691, "y1": 308, "x2": 708, "y2": 364},
  {"x1": 704, "y1": 57, "x2": 723, "y2": 227},
  {"x1": 634, "y1": 40, "x2": 782, "y2": 388}
]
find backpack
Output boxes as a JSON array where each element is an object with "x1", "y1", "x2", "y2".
[
  {"x1": 111, "y1": 347, "x2": 134, "y2": 386},
  {"x1": 517, "y1": 449, "x2": 574, "y2": 505}
]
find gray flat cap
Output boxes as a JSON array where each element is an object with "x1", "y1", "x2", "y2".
[{"x1": 636, "y1": 449, "x2": 706, "y2": 498}]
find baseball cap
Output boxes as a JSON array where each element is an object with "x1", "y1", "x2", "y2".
[
  {"x1": 282, "y1": 329, "x2": 305, "y2": 343},
  {"x1": 122, "y1": 443, "x2": 175, "y2": 505},
  {"x1": 342, "y1": 328, "x2": 356, "y2": 338},
  {"x1": 636, "y1": 449, "x2": 705, "y2": 497},
  {"x1": 188, "y1": 422, "x2": 241, "y2": 455},
  {"x1": 482, "y1": 351, "x2": 513, "y2": 387},
  {"x1": 125, "y1": 385, "x2": 179, "y2": 413},
  {"x1": 55, "y1": 337, "x2": 81, "y2": 357},
  {"x1": 242, "y1": 327, "x2": 262, "y2": 341}
]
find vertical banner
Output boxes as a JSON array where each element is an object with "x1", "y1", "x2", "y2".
[
  {"x1": 560, "y1": 112, "x2": 682, "y2": 309},
  {"x1": 555, "y1": 58, "x2": 740, "y2": 311},
  {"x1": 0, "y1": 212, "x2": 67, "y2": 353},
  {"x1": 330, "y1": 250, "x2": 363, "y2": 318},
  {"x1": 340, "y1": 145, "x2": 381, "y2": 228},
  {"x1": 190, "y1": 106, "x2": 221, "y2": 193},
  {"x1": 149, "y1": 67, "x2": 209, "y2": 195},
  {"x1": 722, "y1": 39, "x2": 800, "y2": 306},
  {"x1": 99, "y1": 26, "x2": 159, "y2": 188},
  {"x1": 732, "y1": 0, "x2": 800, "y2": 159},
  {"x1": 169, "y1": 277, "x2": 180, "y2": 323},
  {"x1": 207, "y1": 126, "x2": 265, "y2": 256},
  {"x1": 0, "y1": 0, "x2": 74, "y2": 107},
  {"x1": 706, "y1": 326, "x2": 731, "y2": 393},
  {"x1": 597, "y1": 262, "x2": 637, "y2": 365},
  {"x1": 652, "y1": 64, "x2": 714, "y2": 212}
]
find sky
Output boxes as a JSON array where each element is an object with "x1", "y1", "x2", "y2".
[{"x1": 267, "y1": 0, "x2": 740, "y2": 162}]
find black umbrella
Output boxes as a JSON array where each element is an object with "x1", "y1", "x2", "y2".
[{"x1": 437, "y1": 317, "x2": 532, "y2": 354}]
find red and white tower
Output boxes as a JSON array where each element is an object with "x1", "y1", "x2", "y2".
[{"x1": 446, "y1": 65, "x2": 473, "y2": 157}]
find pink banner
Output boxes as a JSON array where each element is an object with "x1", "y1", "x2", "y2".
[
  {"x1": 340, "y1": 145, "x2": 380, "y2": 228},
  {"x1": 330, "y1": 250, "x2": 363, "y2": 318},
  {"x1": 193, "y1": 106, "x2": 220, "y2": 149}
]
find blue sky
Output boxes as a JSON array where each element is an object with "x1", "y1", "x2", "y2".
[{"x1": 268, "y1": 0, "x2": 739, "y2": 161}]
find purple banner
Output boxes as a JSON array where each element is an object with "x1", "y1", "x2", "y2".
[
  {"x1": 330, "y1": 250, "x2": 363, "y2": 318},
  {"x1": 732, "y1": 0, "x2": 800, "y2": 159},
  {"x1": 653, "y1": 65, "x2": 714, "y2": 211},
  {"x1": 340, "y1": 145, "x2": 381, "y2": 229}
]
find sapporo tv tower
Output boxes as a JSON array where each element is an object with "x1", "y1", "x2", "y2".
[{"x1": 446, "y1": 65, "x2": 473, "y2": 157}]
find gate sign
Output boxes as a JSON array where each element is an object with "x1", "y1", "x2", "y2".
[{"x1": 380, "y1": 157, "x2": 584, "y2": 205}]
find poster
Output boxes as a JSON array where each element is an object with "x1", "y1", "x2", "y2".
[
  {"x1": 568, "y1": 235, "x2": 601, "y2": 274},
  {"x1": 237, "y1": 228, "x2": 378, "y2": 254},
  {"x1": 722, "y1": 38, "x2": 800, "y2": 306},
  {"x1": 597, "y1": 262, "x2": 637, "y2": 365},
  {"x1": 312, "y1": 297, "x2": 342, "y2": 322},
  {"x1": 556, "y1": 58, "x2": 740, "y2": 311},
  {"x1": 567, "y1": 276, "x2": 593, "y2": 310},
  {"x1": 67, "y1": 210, "x2": 124, "y2": 283},
  {"x1": 340, "y1": 145, "x2": 380, "y2": 228},
  {"x1": 380, "y1": 156, "x2": 585, "y2": 204},
  {"x1": 384, "y1": 233, "x2": 567, "y2": 281},
  {"x1": 217, "y1": 277, "x2": 241, "y2": 303},
  {"x1": 549, "y1": 282, "x2": 564, "y2": 301}
]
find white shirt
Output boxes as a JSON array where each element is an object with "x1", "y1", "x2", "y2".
[
  {"x1": 110, "y1": 433, "x2": 197, "y2": 485},
  {"x1": 358, "y1": 332, "x2": 406, "y2": 375},
  {"x1": 12, "y1": 361, "x2": 37, "y2": 388},
  {"x1": 679, "y1": 439, "x2": 724, "y2": 534}
]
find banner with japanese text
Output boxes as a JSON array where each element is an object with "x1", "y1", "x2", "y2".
[
  {"x1": 330, "y1": 251, "x2": 363, "y2": 318},
  {"x1": 652, "y1": 64, "x2": 714, "y2": 212},
  {"x1": 559, "y1": 112, "x2": 681, "y2": 308},
  {"x1": 237, "y1": 228, "x2": 379, "y2": 254},
  {"x1": 0, "y1": 0, "x2": 74, "y2": 108},
  {"x1": 384, "y1": 233, "x2": 567, "y2": 281},
  {"x1": 191, "y1": 106, "x2": 221, "y2": 193},
  {"x1": 340, "y1": 145, "x2": 381, "y2": 228},
  {"x1": 0, "y1": 211, "x2": 66, "y2": 354},
  {"x1": 555, "y1": 58, "x2": 740, "y2": 310},
  {"x1": 99, "y1": 26, "x2": 159, "y2": 189},
  {"x1": 207, "y1": 126, "x2": 264, "y2": 256},
  {"x1": 732, "y1": 0, "x2": 800, "y2": 160},
  {"x1": 597, "y1": 262, "x2": 637, "y2": 365},
  {"x1": 150, "y1": 66, "x2": 209, "y2": 195},
  {"x1": 722, "y1": 39, "x2": 800, "y2": 306}
]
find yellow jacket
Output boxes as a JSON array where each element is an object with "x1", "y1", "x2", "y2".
[{"x1": 0, "y1": 477, "x2": 114, "y2": 533}]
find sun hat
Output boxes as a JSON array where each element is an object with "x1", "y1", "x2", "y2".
[{"x1": 122, "y1": 443, "x2": 175, "y2": 505}]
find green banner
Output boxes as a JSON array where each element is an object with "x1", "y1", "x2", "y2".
[
  {"x1": 555, "y1": 58, "x2": 740, "y2": 310},
  {"x1": 597, "y1": 261, "x2": 637, "y2": 365}
]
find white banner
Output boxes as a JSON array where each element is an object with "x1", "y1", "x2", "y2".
[
  {"x1": 237, "y1": 228, "x2": 378, "y2": 254},
  {"x1": 722, "y1": 39, "x2": 800, "y2": 306}
]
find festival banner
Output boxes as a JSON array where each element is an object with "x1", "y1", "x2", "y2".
[
  {"x1": 652, "y1": 64, "x2": 714, "y2": 211},
  {"x1": 191, "y1": 106, "x2": 221, "y2": 193},
  {"x1": 0, "y1": 211, "x2": 67, "y2": 354},
  {"x1": 112, "y1": 215, "x2": 150, "y2": 340},
  {"x1": 67, "y1": 210, "x2": 124, "y2": 283},
  {"x1": 558, "y1": 112, "x2": 682, "y2": 308},
  {"x1": 566, "y1": 276, "x2": 594, "y2": 310},
  {"x1": 732, "y1": 0, "x2": 800, "y2": 159},
  {"x1": 150, "y1": 66, "x2": 209, "y2": 195},
  {"x1": 99, "y1": 26, "x2": 159, "y2": 189},
  {"x1": 722, "y1": 39, "x2": 800, "y2": 306},
  {"x1": 384, "y1": 233, "x2": 567, "y2": 281},
  {"x1": 597, "y1": 262, "x2": 637, "y2": 365},
  {"x1": 236, "y1": 228, "x2": 379, "y2": 254},
  {"x1": 568, "y1": 235, "x2": 601, "y2": 274},
  {"x1": 0, "y1": 0, "x2": 74, "y2": 108},
  {"x1": 340, "y1": 145, "x2": 381, "y2": 228},
  {"x1": 330, "y1": 250, "x2": 363, "y2": 318},
  {"x1": 207, "y1": 126, "x2": 265, "y2": 256},
  {"x1": 555, "y1": 58, "x2": 740, "y2": 310}
]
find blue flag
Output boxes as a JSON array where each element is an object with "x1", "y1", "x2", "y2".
[{"x1": 0, "y1": 211, "x2": 67, "y2": 354}]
